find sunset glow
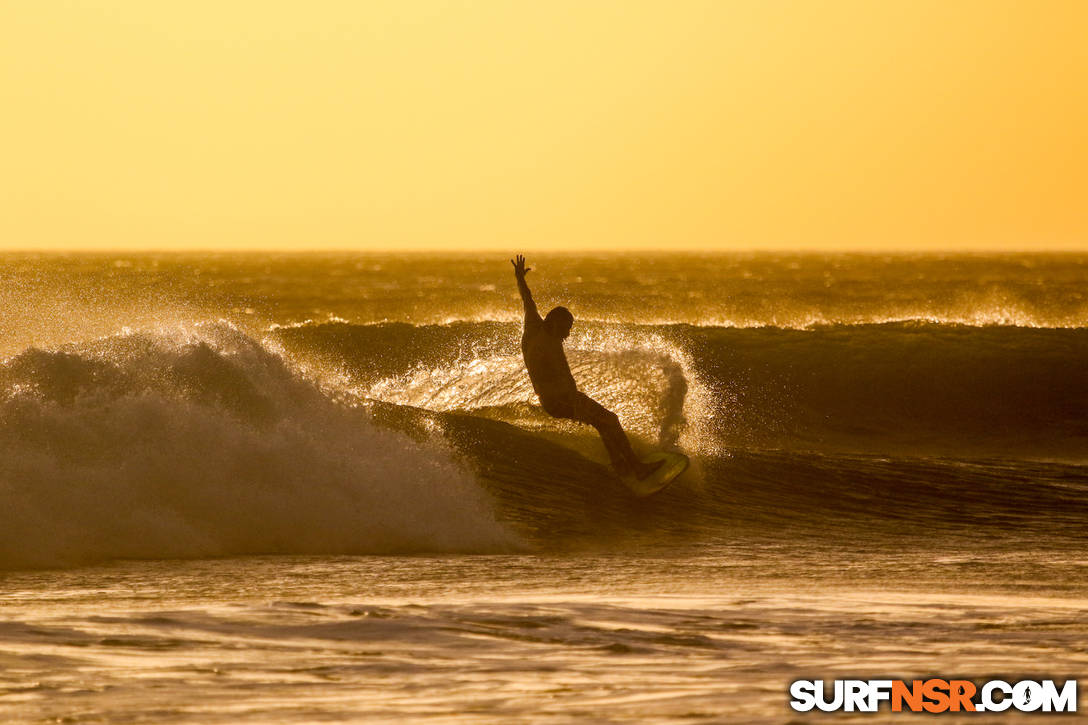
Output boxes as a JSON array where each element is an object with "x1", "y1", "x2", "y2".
[{"x1": 2, "y1": 0, "x2": 1086, "y2": 250}]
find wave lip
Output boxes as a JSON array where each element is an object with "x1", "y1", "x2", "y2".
[{"x1": 0, "y1": 323, "x2": 518, "y2": 570}]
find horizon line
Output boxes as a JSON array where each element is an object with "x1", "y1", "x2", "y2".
[{"x1": 2, "y1": 245, "x2": 1087, "y2": 255}]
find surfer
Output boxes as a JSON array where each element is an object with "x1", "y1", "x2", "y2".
[{"x1": 511, "y1": 254, "x2": 663, "y2": 480}]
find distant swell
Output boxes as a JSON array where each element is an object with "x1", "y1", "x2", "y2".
[{"x1": 0, "y1": 323, "x2": 517, "y2": 570}]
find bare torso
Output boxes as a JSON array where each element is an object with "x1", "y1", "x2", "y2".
[{"x1": 521, "y1": 317, "x2": 577, "y2": 405}]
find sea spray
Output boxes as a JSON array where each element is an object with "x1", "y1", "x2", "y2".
[{"x1": 0, "y1": 323, "x2": 518, "y2": 569}]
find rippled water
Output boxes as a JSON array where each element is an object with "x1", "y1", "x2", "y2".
[{"x1": 3, "y1": 550, "x2": 1086, "y2": 723}]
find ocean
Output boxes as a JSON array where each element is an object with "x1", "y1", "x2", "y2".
[{"x1": 1, "y1": 252, "x2": 1086, "y2": 722}]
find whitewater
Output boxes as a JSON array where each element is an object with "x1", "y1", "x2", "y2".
[{"x1": 1, "y1": 252, "x2": 1086, "y2": 723}]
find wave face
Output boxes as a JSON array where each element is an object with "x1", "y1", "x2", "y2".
[
  {"x1": 684, "y1": 322, "x2": 1088, "y2": 459},
  {"x1": 265, "y1": 319, "x2": 1088, "y2": 549},
  {"x1": 5, "y1": 317, "x2": 1087, "y2": 569},
  {"x1": 274, "y1": 320, "x2": 1088, "y2": 460},
  {"x1": 0, "y1": 323, "x2": 516, "y2": 569}
]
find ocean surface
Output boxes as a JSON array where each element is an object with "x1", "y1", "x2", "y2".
[{"x1": 1, "y1": 252, "x2": 1086, "y2": 722}]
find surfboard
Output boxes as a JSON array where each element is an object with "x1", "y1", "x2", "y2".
[{"x1": 624, "y1": 451, "x2": 689, "y2": 497}]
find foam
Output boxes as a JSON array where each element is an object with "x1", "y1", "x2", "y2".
[{"x1": 0, "y1": 322, "x2": 518, "y2": 569}]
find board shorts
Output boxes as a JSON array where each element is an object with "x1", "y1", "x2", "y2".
[
  {"x1": 539, "y1": 391, "x2": 612, "y2": 425},
  {"x1": 538, "y1": 390, "x2": 639, "y2": 474}
]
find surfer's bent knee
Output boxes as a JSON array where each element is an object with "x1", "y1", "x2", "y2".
[
  {"x1": 579, "y1": 396, "x2": 618, "y2": 426},
  {"x1": 539, "y1": 396, "x2": 572, "y2": 419}
]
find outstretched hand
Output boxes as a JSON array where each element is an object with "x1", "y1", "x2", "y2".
[{"x1": 511, "y1": 254, "x2": 531, "y2": 279}]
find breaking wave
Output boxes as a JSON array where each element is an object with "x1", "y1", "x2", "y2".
[
  {"x1": 5, "y1": 315, "x2": 1088, "y2": 568},
  {"x1": 0, "y1": 323, "x2": 517, "y2": 569}
]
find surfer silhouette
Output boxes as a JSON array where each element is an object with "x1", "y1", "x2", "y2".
[{"x1": 512, "y1": 254, "x2": 663, "y2": 480}]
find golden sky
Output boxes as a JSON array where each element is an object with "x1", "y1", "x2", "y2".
[{"x1": 2, "y1": 0, "x2": 1086, "y2": 251}]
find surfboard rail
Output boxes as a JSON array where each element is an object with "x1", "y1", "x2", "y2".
[{"x1": 625, "y1": 451, "x2": 689, "y2": 497}]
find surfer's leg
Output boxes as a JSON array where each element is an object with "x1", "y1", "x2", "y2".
[{"x1": 568, "y1": 393, "x2": 641, "y2": 475}]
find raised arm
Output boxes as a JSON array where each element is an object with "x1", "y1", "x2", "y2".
[{"x1": 511, "y1": 254, "x2": 541, "y2": 323}]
